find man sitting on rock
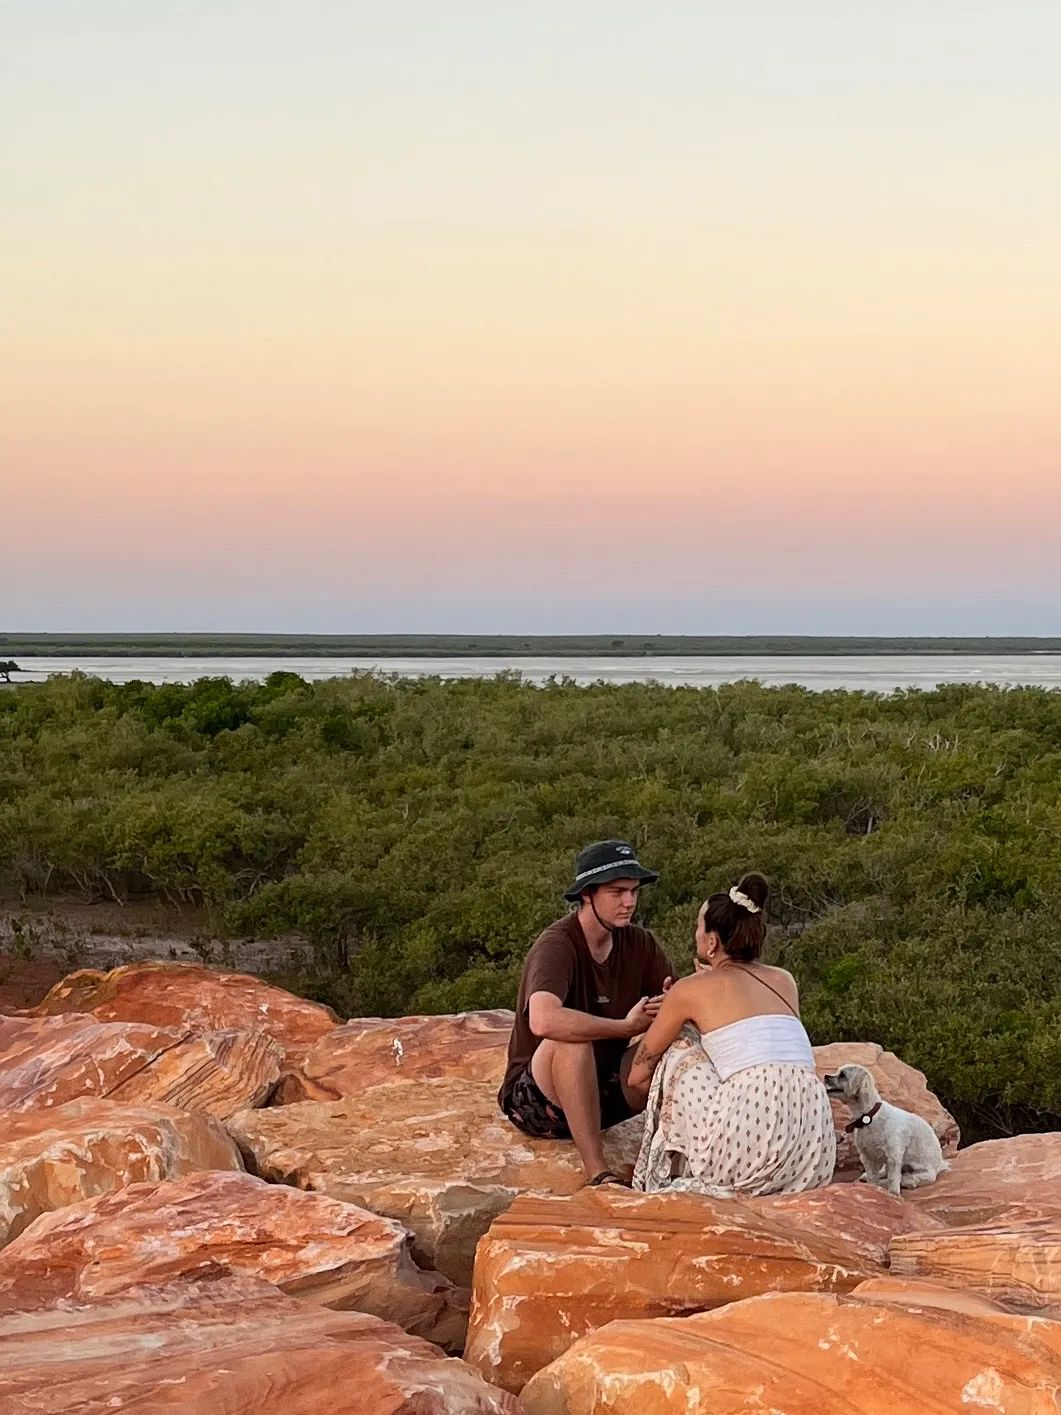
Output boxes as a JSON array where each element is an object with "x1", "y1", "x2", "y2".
[{"x1": 498, "y1": 840, "x2": 674, "y2": 1187}]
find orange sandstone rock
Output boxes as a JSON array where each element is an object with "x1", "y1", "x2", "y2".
[
  {"x1": 0, "y1": 1277, "x2": 520, "y2": 1413},
  {"x1": 465, "y1": 1182, "x2": 938, "y2": 1393},
  {"x1": 29, "y1": 960, "x2": 337, "y2": 1062},
  {"x1": 0, "y1": 1098, "x2": 242, "y2": 1248},
  {"x1": 891, "y1": 1215, "x2": 1061, "y2": 1312},
  {"x1": 276, "y1": 1010, "x2": 513, "y2": 1102},
  {"x1": 0, "y1": 1169, "x2": 466, "y2": 1349},
  {"x1": 520, "y1": 1289, "x2": 1061, "y2": 1414},
  {"x1": 907, "y1": 1132, "x2": 1061, "y2": 1227},
  {"x1": 274, "y1": 1018, "x2": 959, "y2": 1183},
  {"x1": 850, "y1": 1274, "x2": 1023, "y2": 1317},
  {"x1": 0, "y1": 1012, "x2": 282, "y2": 1119},
  {"x1": 227, "y1": 1078, "x2": 642, "y2": 1286}
]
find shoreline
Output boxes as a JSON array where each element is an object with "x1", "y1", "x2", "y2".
[{"x1": 5, "y1": 634, "x2": 1061, "y2": 658}]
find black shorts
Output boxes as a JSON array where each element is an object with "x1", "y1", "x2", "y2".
[{"x1": 501, "y1": 1057, "x2": 634, "y2": 1140}]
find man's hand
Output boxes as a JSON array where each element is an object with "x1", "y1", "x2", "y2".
[{"x1": 625, "y1": 994, "x2": 664, "y2": 1035}]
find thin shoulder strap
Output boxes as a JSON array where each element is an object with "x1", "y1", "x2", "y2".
[{"x1": 732, "y1": 964, "x2": 799, "y2": 1016}]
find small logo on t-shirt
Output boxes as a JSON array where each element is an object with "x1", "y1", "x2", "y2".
[{"x1": 597, "y1": 994, "x2": 610, "y2": 1005}]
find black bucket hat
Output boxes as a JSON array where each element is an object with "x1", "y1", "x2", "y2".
[{"x1": 563, "y1": 839, "x2": 659, "y2": 902}]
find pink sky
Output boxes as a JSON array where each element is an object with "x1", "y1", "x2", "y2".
[{"x1": 5, "y1": 4, "x2": 1060, "y2": 632}]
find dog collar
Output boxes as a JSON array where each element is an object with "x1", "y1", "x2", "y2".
[{"x1": 845, "y1": 1101, "x2": 882, "y2": 1133}]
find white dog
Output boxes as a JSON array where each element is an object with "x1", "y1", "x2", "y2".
[{"x1": 823, "y1": 1063, "x2": 947, "y2": 1195}]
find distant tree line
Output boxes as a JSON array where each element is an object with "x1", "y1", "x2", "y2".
[{"x1": 1, "y1": 669, "x2": 1059, "y2": 1140}]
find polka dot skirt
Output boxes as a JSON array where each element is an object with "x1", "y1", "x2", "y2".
[{"x1": 634, "y1": 1026, "x2": 836, "y2": 1198}]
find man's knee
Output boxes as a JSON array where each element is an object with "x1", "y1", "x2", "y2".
[
  {"x1": 550, "y1": 1039, "x2": 596, "y2": 1064},
  {"x1": 534, "y1": 1037, "x2": 591, "y2": 1059},
  {"x1": 532, "y1": 1039, "x2": 597, "y2": 1100}
]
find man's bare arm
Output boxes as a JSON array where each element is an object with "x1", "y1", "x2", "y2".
[{"x1": 528, "y1": 990, "x2": 660, "y2": 1043}]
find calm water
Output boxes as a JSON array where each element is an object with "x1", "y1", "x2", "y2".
[{"x1": 13, "y1": 654, "x2": 1061, "y2": 691}]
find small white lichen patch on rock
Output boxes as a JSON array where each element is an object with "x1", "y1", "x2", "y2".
[{"x1": 960, "y1": 1366, "x2": 1005, "y2": 1408}]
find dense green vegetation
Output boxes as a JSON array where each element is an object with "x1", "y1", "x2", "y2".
[
  {"x1": 1, "y1": 670, "x2": 1059, "y2": 1139},
  {"x1": 6, "y1": 633, "x2": 1061, "y2": 657}
]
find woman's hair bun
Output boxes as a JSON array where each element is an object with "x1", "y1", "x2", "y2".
[
  {"x1": 735, "y1": 872, "x2": 769, "y2": 911},
  {"x1": 704, "y1": 871, "x2": 770, "y2": 962}
]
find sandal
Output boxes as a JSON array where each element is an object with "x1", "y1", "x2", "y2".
[{"x1": 586, "y1": 1170, "x2": 630, "y2": 1188}]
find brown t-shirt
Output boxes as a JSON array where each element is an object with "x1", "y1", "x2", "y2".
[{"x1": 500, "y1": 913, "x2": 674, "y2": 1104}]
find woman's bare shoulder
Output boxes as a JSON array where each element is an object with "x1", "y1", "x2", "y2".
[
  {"x1": 757, "y1": 962, "x2": 799, "y2": 992},
  {"x1": 674, "y1": 969, "x2": 730, "y2": 1016},
  {"x1": 665, "y1": 973, "x2": 708, "y2": 1002},
  {"x1": 764, "y1": 961, "x2": 795, "y2": 976},
  {"x1": 662, "y1": 971, "x2": 713, "y2": 1012},
  {"x1": 672, "y1": 969, "x2": 722, "y2": 993}
]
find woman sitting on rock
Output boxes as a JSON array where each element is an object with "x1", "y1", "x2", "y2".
[{"x1": 627, "y1": 874, "x2": 835, "y2": 1196}]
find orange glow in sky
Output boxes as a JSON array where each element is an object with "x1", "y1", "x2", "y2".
[{"x1": 5, "y1": 4, "x2": 1060, "y2": 632}]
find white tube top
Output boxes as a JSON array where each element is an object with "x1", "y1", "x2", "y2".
[{"x1": 700, "y1": 1014, "x2": 816, "y2": 1082}]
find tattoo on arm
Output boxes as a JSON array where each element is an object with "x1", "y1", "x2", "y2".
[{"x1": 632, "y1": 1040, "x2": 665, "y2": 1070}]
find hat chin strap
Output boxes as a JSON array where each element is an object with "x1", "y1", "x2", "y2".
[{"x1": 588, "y1": 891, "x2": 624, "y2": 935}]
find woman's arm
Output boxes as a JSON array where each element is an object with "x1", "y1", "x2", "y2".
[{"x1": 624, "y1": 982, "x2": 695, "y2": 1100}]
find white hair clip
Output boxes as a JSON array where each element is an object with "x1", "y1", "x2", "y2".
[{"x1": 729, "y1": 886, "x2": 760, "y2": 914}]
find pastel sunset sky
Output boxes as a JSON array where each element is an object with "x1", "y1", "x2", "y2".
[{"x1": 5, "y1": 2, "x2": 1060, "y2": 633}]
